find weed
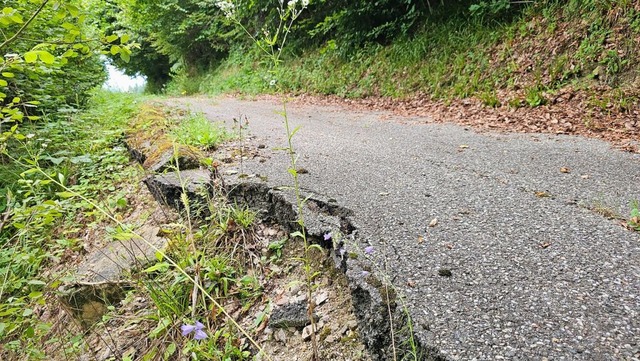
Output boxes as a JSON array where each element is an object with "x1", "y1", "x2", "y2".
[
  {"x1": 524, "y1": 86, "x2": 547, "y2": 107},
  {"x1": 628, "y1": 200, "x2": 640, "y2": 231},
  {"x1": 590, "y1": 199, "x2": 620, "y2": 220},
  {"x1": 267, "y1": 237, "x2": 288, "y2": 262},
  {"x1": 479, "y1": 91, "x2": 501, "y2": 107},
  {"x1": 170, "y1": 113, "x2": 234, "y2": 150}
]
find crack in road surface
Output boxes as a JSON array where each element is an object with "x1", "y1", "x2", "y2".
[{"x1": 175, "y1": 95, "x2": 640, "y2": 360}]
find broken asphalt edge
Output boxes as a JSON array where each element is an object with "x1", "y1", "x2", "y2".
[
  {"x1": 70, "y1": 106, "x2": 441, "y2": 358},
  {"x1": 224, "y1": 179, "x2": 446, "y2": 361}
]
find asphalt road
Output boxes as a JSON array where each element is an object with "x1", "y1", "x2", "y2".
[{"x1": 176, "y1": 96, "x2": 640, "y2": 360}]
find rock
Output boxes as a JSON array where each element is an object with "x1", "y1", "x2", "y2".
[
  {"x1": 315, "y1": 291, "x2": 329, "y2": 306},
  {"x1": 325, "y1": 333, "x2": 339, "y2": 344},
  {"x1": 274, "y1": 329, "x2": 287, "y2": 343},
  {"x1": 302, "y1": 324, "x2": 317, "y2": 341},
  {"x1": 269, "y1": 301, "x2": 319, "y2": 329},
  {"x1": 346, "y1": 320, "x2": 358, "y2": 330}
]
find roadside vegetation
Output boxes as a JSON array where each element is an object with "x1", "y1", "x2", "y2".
[{"x1": 114, "y1": 0, "x2": 640, "y2": 116}]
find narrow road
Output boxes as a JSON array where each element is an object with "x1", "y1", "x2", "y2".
[{"x1": 176, "y1": 95, "x2": 640, "y2": 360}]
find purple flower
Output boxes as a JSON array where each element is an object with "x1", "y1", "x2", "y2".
[
  {"x1": 324, "y1": 232, "x2": 332, "y2": 241},
  {"x1": 339, "y1": 247, "x2": 346, "y2": 256},
  {"x1": 362, "y1": 271, "x2": 370, "y2": 277},
  {"x1": 181, "y1": 321, "x2": 207, "y2": 340},
  {"x1": 364, "y1": 246, "x2": 374, "y2": 255}
]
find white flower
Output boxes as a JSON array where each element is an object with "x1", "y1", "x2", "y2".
[
  {"x1": 287, "y1": 0, "x2": 297, "y2": 8},
  {"x1": 301, "y1": 0, "x2": 309, "y2": 7},
  {"x1": 269, "y1": 79, "x2": 277, "y2": 86},
  {"x1": 215, "y1": 0, "x2": 235, "y2": 18}
]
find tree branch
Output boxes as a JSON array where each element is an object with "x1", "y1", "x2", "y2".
[{"x1": 0, "y1": 0, "x2": 50, "y2": 51}]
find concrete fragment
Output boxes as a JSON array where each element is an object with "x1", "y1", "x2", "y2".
[
  {"x1": 144, "y1": 169, "x2": 212, "y2": 214},
  {"x1": 63, "y1": 225, "x2": 168, "y2": 327}
]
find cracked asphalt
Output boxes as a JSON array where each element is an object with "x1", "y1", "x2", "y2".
[{"x1": 175, "y1": 95, "x2": 640, "y2": 360}]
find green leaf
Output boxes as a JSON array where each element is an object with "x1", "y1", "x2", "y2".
[
  {"x1": 119, "y1": 50, "x2": 130, "y2": 63},
  {"x1": 163, "y1": 343, "x2": 176, "y2": 359},
  {"x1": 24, "y1": 326, "x2": 34, "y2": 338},
  {"x1": 110, "y1": 45, "x2": 121, "y2": 55},
  {"x1": 113, "y1": 232, "x2": 134, "y2": 241},
  {"x1": 150, "y1": 318, "x2": 170, "y2": 338},
  {"x1": 38, "y1": 51, "x2": 55, "y2": 64},
  {"x1": 120, "y1": 34, "x2": 130, "y2": 44},
  {"x1": 106, "y1": 34, "x2": 119, "y2": 43},
  {"x1": 28, "y1": 291, "x2": 43, "y2": 299},
  {"x1": 61, "y1": 22, "x2": 77, "y2": 31},
  {"x1": 56, "y1": 191, "x2": 75, "y2": 199},
  {"x1": 144, "y1": 262, "x2": 169, "y2": 273},
  {"x1": 24, "y1": 51, "x2": 37, "y2": 63},
  {"x1": 61, "y1": 49, "x2": 77, "y2": 58},
  {"x1": 9, "y1": 15, "x2": 23, "y2": 24},
  {"x1": 2, "y1": 72, "x2": 14, "y2": 78},
  {"x1": 0, "y1": 79, "x2": 6, "y2": 87},
  {"x1": 66, "y1": 4, "x2": 80, "y2": 17}
]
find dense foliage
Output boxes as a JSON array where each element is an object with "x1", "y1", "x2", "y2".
[{"x1": 112, "y1": 0, "x2": 512, "y2": 91}]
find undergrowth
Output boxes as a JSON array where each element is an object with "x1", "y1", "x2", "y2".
[
  {"x1": 177, "y1": 0, "x2": 640, "y2": 112},
  {"x1": 0, "y1": 90, "x2": 141, "y2": 358}
]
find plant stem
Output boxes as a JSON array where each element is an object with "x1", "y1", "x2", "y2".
[{"x1": 281, "y1": 98, "x2": 319, "y2": 360}]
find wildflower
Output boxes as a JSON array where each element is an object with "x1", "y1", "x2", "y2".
[
  {"x1": 362, "y1": 270, "x2": 370, "y2": 277},
  {"x1": 215, "y1": 0, "x2": 235, "y2": 18},
  {"x1": 181, "y1": 321, "x2": 207, "y2": 340},
  {"x1": 269, "y1": 79, "x2": 277, "y2": 87},
  {"x1": 339, "y1": 247, "x2": 346, "y2": 256},
  {"x1": 323, "y1": 232, "x2": 332, "y2": 241},
  {"x1": 364, "y1": 246, "x2": 374, "y2": 255}
]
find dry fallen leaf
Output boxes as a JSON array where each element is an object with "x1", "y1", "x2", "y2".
[
  {"x1": 560, "y1": 167, "x2": 570, "y2": 173},
  {"x1": 535, "y1": 191, "x2": 551, "y2": 198},
  {"x1": 428, "y1": 218, "x2": 438, "y2": 227},
  {"x1": 539, "y1": 242, "x2": 552, "y2": 249},
  {"x1": 417, "y1": 236, "x2": 424, "y2": 244},
  {"x1": 407, "y1": 280, "x2": 416, "y2": 287}
]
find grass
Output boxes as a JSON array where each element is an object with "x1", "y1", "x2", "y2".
[{"x1": 170, "y1": 113, "x2": 235, "y2": 150}]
